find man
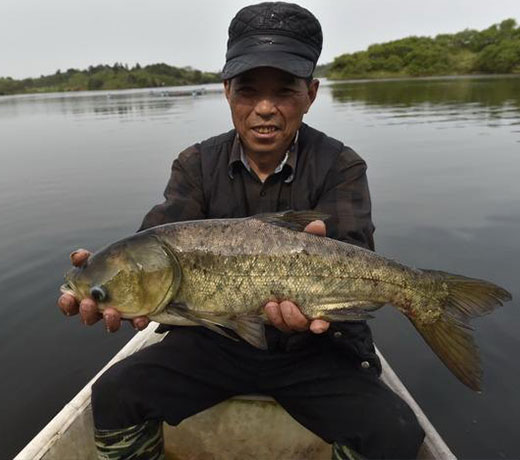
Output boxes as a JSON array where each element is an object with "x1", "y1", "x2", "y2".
[{"x1": 58, "y1": 3, "x2": 424, "y2": 459}]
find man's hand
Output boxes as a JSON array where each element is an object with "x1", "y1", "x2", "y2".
[
  {"x1": 57, "y1": 249, "x2": 150, "y2": 332},
  {"x1": 264, "y1": 220, "x2": 330, "y2": 334}
]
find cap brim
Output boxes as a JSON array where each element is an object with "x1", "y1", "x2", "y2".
[{"x1": 221, "y1": 51, "x2": 314, "y2": 80}]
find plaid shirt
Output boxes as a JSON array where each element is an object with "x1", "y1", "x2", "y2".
[
  {"x1": 139, "y1": 122, "x2": 380, "y2": 370},
  {"x1": 139, "y1": 123, "x2": 375, "y2": 252}
]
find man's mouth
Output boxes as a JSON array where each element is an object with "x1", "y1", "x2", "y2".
[{"x1": 252, "y1": 126, "x2": 278, "y2": 134}]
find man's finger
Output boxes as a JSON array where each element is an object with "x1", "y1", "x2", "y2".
[
  {"x1": 303, "y1": 220, "x2": 326, "y2": 237},
  {"x1": 279, "y1": 301, "x2": 309, "y2": 331},
  {"x1": 79, "y1": 298, "x2": 102, "y2": 325},
  {"x1": 57, "y1": 293, "x2": 79, "y2": 316},
  {"x1": 310, "y1": 319, "x2": 330, "y2": 334},
  {"x1": 70, "y1": 249, "x2": 91, "y2": 267},
  {"x1": 264, "y1": 301, "x2": 291, "y2": 333},
  {"x1": 103, "y1": 307, "x2": 122, "y2": 332},
  {"x1": 132, "y1": 317, "x2": 149, "y2": 331}
]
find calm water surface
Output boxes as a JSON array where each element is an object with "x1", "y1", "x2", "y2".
[{"x1": 1, "y1": 77, "x2": 519, "y2": 459}]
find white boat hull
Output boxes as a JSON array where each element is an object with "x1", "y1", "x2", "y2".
[{"x1": 15, "y1": 324, "x2": 456, "y2": 459}]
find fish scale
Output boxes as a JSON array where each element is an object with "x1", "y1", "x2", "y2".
[{"x1": 63, "y1": 211, "x2": 512, "y2": 391}]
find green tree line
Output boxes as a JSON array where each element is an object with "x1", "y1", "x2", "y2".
[
  {"x1": 328, "y1": 18, "x2": 520, "y2": 79},
  {"x1": 2, "y1": 18, "x2": 519, "y2": 95},
  {"x1": 0, "y1": 63, "x2": 220, "y2": 96}
]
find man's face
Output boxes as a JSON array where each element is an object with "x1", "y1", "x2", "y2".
[{"x1": 224, "y1": 67, "x2": 319, "y2": 156}]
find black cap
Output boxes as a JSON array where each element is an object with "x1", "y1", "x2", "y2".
[{"x1": 222, "y1": 2, "x2": 322, "y2": 80}]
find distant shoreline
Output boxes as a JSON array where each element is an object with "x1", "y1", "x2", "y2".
[
  {"x1": 2, "y1": 73, "x2": 520, "y2": 98},
  {"x1": 325, "y1": 18, "x2": 520, "y2": 81},
  {"x1": 326, "y1": 72, "x2": 520, "y2": 83},
  {"x1": 0, "y1": 63, "x2": 221, "y2": 97},
  {"x1": 0, "y1": 83, "x2": 225, "y2": 100},
  {"x1": 326, "y1": 70, "x2": 520, "y2": 82},
  {"x1": 3, "y1": 18, "x2": 519, "y2": 97}
]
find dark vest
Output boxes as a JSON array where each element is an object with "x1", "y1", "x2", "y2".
[
  {"x1": 195, "y1": 123, "x2": 381, "y2": 374},
  {"x1": 199, "y1": 123, "x2": 344, "y2": 219}
]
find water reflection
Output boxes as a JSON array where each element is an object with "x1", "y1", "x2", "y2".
[
  {"x1": 331, "y1": 76, "x2": 520, "y2": 108},
  {"x1": 1, "y1": 77, "x2": 519, "y2": 459},
  {"x1": 330, "y1": 76, "x2": 520, "y2": 133},
  {"x1": 0, "y1": 83, "x2": 223, "y2": 121}
]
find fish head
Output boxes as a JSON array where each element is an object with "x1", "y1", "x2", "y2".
[{"x1": 62, "y1": 234, "x2": 180, "y2": 317}]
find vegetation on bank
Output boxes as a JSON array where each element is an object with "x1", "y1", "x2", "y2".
[
  {"x1": 328, "y1": 18, "x2": 520, "y2": 79},
  {"x1": 314, "y1": 63, "x2": 332, "y2": 78},
  {"x1": 0, "y1": 63, "x2": 221, "y2": 96},
  {"x1": 2, "y1": 18, "x2": 519, "y2": 95}
]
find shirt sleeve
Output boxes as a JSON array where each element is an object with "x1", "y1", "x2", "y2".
[
  {"x1": 313, "y1": 147, "x2": 375, "y2": 251},
  {"x1": 138, "y1": 145, "x2": 206, "y2": 231}
]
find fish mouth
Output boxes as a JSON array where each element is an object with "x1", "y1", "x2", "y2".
[{"x1": 60, "y1": 280, "x2": 77, "y2": 297}]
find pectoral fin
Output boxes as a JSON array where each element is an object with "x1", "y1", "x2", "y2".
[
  {"x1": 164, "y1": 303, "x2": 267, "y2": 349},
  {"x1": 165, "y1": 303, "x2": 239, "y2": 342},
  {"x1": 233, "y1": 315, "x2": 267, "y2": 350}
]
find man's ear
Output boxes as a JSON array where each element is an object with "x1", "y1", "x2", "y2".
[
  {"x1": 305, "y1": 78, "x2": 320, "y2": 113},
  {"x1": 223, "y1": 79, "x2": 231, "y2": 102}
]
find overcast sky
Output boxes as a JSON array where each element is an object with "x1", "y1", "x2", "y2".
[{"x1": 1, "y1": 0, "x2": 520, "y2": 79}]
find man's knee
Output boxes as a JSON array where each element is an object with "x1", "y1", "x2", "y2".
[
  {"x1": 384, "y1": 396, "x2": 424, "y2": 443},
  {"x1": 92, "y1": 359, "x2": 143, "y2": 429},
  {"x1": 361, "y1": 394, "x2": 425, "y2": 458},
  {"x1": 328, "y1": 389, "x2": 424, "y2": 459},
  {"x1": 92, "y1": 360, "x2": 128, "y2": 408}
]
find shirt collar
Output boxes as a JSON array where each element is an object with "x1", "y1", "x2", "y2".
[{"x1": 228, "y1": 131, "x2": 298, "y2": 183}]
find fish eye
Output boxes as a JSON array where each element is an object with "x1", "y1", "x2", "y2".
[{"x1": 90, "y1": 285, "x2": 108, "y2": 302}]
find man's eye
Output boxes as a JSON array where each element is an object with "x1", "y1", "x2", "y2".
[
  {"x1": 279, "y1": 88, "x2": 296, "y2": 96},
  {"x1": 237, "y1": 87, "x2": 255, "y2": 95}
]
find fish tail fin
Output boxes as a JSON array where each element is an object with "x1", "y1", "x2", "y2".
[
  {"x1": 410, "y1": 270, "x2": 511, "y2": 391},
  {"x1": 411, "y1": 313, "x2": 483, "y2": 391}
]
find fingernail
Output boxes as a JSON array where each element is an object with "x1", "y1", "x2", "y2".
[
  {"x1": 58, "y1": 296, "x2": 69, "y2": 308},
  {"x1": 59, "y1": 300, "x2": 69, "y2": 314},
  {"x1": 135, "y1": 319, "x2": 147, "y2": 330},
  {"x1": 311, "y1": 325, "x2": 325, "y2": 334}
]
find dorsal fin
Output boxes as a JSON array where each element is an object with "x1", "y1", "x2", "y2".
[{"x1": 253, "y1": 210, "x2": 329, "y2": 231}]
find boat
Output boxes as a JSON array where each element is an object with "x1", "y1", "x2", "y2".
[{"x1": 14, "y1": 323, "x2": 456, "y2": 459}]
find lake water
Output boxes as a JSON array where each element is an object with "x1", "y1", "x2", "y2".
[{"x1": 1, "y1": 76, "x2": 519, "y2": 459}]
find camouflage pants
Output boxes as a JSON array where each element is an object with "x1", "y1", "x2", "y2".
[
  {"x1": 331, "y1": 442, "x2": 366, "y2": 460},
  {"x1": 94, "y1": 421, "x2": 363, "y2": 460},
  {"x1": 94, "y1": 420, "x2": 164, "y2": 460}
]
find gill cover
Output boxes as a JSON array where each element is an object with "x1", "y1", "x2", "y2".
[{"x1": 66, "y1": 233, "x2": 181, "y2": 317}]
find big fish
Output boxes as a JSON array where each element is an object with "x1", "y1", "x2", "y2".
[{"x1": 61, "y1": 211, "x2": 512, "y2": 391}]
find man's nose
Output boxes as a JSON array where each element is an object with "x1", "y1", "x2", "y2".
[{"x1": 254, "y1": 97, "x2": 277, "y2": 118}]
